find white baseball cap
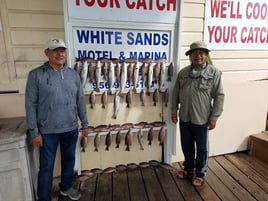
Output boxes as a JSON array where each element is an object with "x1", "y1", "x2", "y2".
[{"x1": 45, "y1": 38, "x2": 66, "y2": 50}]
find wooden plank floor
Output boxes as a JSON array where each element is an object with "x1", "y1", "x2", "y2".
[{"x1": 53, "y1": 152, "x2": 268, "y2": 201}]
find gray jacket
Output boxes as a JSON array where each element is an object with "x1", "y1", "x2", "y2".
[
  {"x1": 171, "y1": 63, "x2": 224, "y2": 125},
  {"x1": 25, "y1": 62, "x2": 88, "y2": 139}
]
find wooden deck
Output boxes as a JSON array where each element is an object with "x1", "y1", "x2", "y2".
[{"x1": 53, "y1": 152, "x2": 268, "y2": 201}]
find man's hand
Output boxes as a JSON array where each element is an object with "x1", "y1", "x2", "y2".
[
  {"x1": 32, "y1": 135, "x2": 43, "y2": 147},
  {"x1": 207, "y1": 120, "x2": 216, "y2": 130},
  {"x1": 171, "y1": 113, "x2": 178, "y2": 124},
  {"x1": 81, "y1": 128, "x2": 91, "y2": 137}
]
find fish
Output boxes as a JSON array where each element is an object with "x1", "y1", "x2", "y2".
[
  {"x1": 162, "y1": 89, "x2": 169, "y2": 107},
  {"x1": 139, "y1": 162, "x2": 150, "y2": 168},
  {"x1": 94, "y1": 132, "x2": 100, "y2": 152},
  {"x1": 101, "y1": 91, "x2": 107, "y2": 109},
  {"x1": 137, "y1": 128, "x2": 144, "y2": 150},
  {"x1": 74, "y1": 61, "x2": 81, "y2": 75},
  {"x1": 81, "y1": 170, "x2": 94, "y2": 177},
  {"x1": 114, "y1": 62, "x2": 121, "y2": 82},
  {"x1": 147, "y1": 126, "x2": 154, "y2": 145},
  {"x1": 120, "y1": 62, "x2": 128, "y2": 93},
  {"x1": 80, "y1": 136, "x2": 87, "y2": 152},
  {"x1": 140, "y1": 89, "x2": 145, "y2": 106},
  {"x1": 103, "y1": 167, "x2": 116, "y2": 174},
  {"x1": 159, "y1": 61, "x2": 166, "y2": 91},
  {"x1": 158, "y1": 127, "x2": 166, "y2": 145},
  {"x1": 153, "y1": 62, "x2": 161, "y2": 84},
  {"x1": 153, "y1": 89, "x2": 159, "y2": 106},
  {"x1": 125, "y1": 89, "x2": 132, "y2": 108},
  {"x1": 121, "y1": 123, "x2": 134, "y2": 130},
  {"x1": 127, "y1": 62, "x2": 134, "y2": 84},
  {"x1": 167, "y1": 62, "x2": 174, "y2": 81},
  {"x1": 91, "y1": 168, "x2": 103, "y2": 174},
  {"x1": 109, "y1": 124, "x2": 121, "y2": 131},
  {"x1": 125, "y1": 129, "x2": 132, "y2": 151},
  {"x1": 88, "y1": 62, "x2": 96, "y2": 83},
  {"x1": 127, "y1": 163, "x2": 138, "y2": 170},
  {"x1": 132, "y1": 62, "x2": 140, "y2": 92},
  {"x1": 146, "y1": 62, "x2": 154, "y2": 93},
  {"x1": 149, "y1": 160, "x2": 160, "y2": 167},
  {"x1": 102, "y1": 62, "x2": 108, "y2": 80},
  {"x1": 105, "y1": 131, "x2": 112, "y2": 151},
  {"x1": 95, "y1": 60, "x2": 102, "y2": 92},
  {"x1": 141, "y1": 62, "x2": 147, "y2": 81},
  {"x1": 115, "y1": 130, "x2": 122, "y2": 148},
  {"x1": 81, "y1": 59, "x2": 88, "y2": 88},
  {"x1": 116, "y1": 164, "x2": 127, "y2": 172},
  {"x1": 108, "y1": 61, "x2": 115, "y2": 92},
  {"x1": 89, "y1": 91, "x2": 95, "y2": 109},
  {"x1": 112, "y1": 91, "x2": 120, "y2": 119}
]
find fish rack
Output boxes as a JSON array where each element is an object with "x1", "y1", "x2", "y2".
[
  {"x1": 73, "y1": 57, "x2": 174, "y2": 95},
  {"x1": 79, "y1": 121, "x2": 167, "y2": 153}
]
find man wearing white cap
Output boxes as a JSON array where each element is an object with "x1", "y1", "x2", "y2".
[
  {"x1": 25, "y1": 38, "x2": 89, "y2": 200},
  {"x1": 171, "y1": 41, "x2": 224, "y2": 186}
]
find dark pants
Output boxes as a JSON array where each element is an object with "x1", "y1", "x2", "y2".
[
  {"x1": 37, "y1": 129, "x2": 78, "y2": 201},
  {"x1": 179, "y1": 120, "x2": 208, "y2": 178}
]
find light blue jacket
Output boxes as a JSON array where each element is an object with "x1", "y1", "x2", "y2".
[{"x1": 25, "y1": 62, "x2": 88, "y2": 139}]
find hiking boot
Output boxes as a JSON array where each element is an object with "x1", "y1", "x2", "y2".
[{"x1": 60, "y1": 187, "x2": 81, "y2": 200}]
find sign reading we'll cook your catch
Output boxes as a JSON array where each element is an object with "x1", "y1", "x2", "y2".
[{"x1": 205, "y1": 0, "x2": 268, "y2": 49}]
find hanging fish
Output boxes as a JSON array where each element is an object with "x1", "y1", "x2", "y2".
[
  {"x1": 95, "y1": 60, "x2": 102, "y2": 92},
  {"x1": 89, "y1": 91, "x2": 95, "y2": 109},
  {"x1": 140, "y1": 89, "x2": 145, "y2": 106},
  {"x1": 101, "y1": 91, "x2": 107, "y2": 109},
  {"x1": 112, "y1": 91, "x2": 120, "y2": 119},
  {"x1": 108, "y1": 61, "x2": 115, "y2": 92},
  {"x1": 153, "y1": 89, "x2": 159, "y2": 106},
  {"x1": 94, "y1": 132, "x2": 100, "y2": 152},
  {"x1": 147, "y1": 126, "x2": 154, "y2": 145},
  {"x1": 80, "y1": 136, "x2": 87, "y2": 152},
  {"x1": 88, "y1": 62, "x2": 95, "y2": 83},
  {"x1": 127, "y1": 62, "x2": 134, "y2": 84},
  {"x1": 167, "y1": 62, "x2": 174, "y2": 81},
  {"x1": 125, "y1": 129, "x2": 132, "y2": 151},
  {"x1": 105, "y1": 131, "x2": 112, "y2": 151},
  {"x1": 132, "y1": 62, "x2": 139, "y2": 92},
  {"x1": 153, "y1": 62, "x2": 161, "y2": 84},
  {"x1": 102, "y1": 62, "x2": 108, "y2": 80},
  {"x1": 146, "y1": 62, "x2": 154, "y2": 94},
  {"x1": 115, "y1": 130, "x2": 122, "y2": 148},
  {"x1": 141, "y1": 62, "x2": 147, "y2": 81},
  {"x1": 159, "y1": 61, "x2": 166, "y2": 91},
  {"x1": 74, "y1": 61, "x2": 81, "y2": 75},
  {"x1": 137, "y1": 128, "x2": 144, "y2": 150},
  {"x1": 158, "y1": 126, "x2": 166, "y2": 145},
  {"x1": 126, "y1": 89, "x2": 132, "y2": 108},
  {"x1": 81, "y1": 59, "x2": 88, "y2": 88},
  {"x1": 162, "y1": 89, "x2": 169, "y2": 107},
  {"x1": 114, "y1": 62, "x2": 121, "y2": 82},
  {"x1": 120, "y1": 62, "x2": 127, "y2": 93}
]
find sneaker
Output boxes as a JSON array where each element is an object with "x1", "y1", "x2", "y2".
[{"x1": 60, "y1": 187, "x2": 81, "y2": 200}]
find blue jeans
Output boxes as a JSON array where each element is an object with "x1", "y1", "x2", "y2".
[
  {"x1": 37, "y1": 129, "x2": 78, "y2": 201},
  {"x1": 179, "y1": 120, "x2": 208, "y2": 178}
]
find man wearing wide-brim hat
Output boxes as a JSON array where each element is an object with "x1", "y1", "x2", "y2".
[{"x1": 171, "y1": 41, "x2": 224, "y2": 187}]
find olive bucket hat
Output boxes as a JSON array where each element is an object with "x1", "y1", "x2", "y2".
[{"x1": 185, "y1": 41, "x2": 210, "y2": 56}]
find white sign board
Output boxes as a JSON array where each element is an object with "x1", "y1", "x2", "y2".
[
  {"x1": 68, "y1": 0, "x2": 177, "y2": 23},
  {"x1": 72, "y1": 27, "x2": 170, "y2": 60},
  {"x1": 204, "y1": 0, "x2": 268, "y2": 50}
]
